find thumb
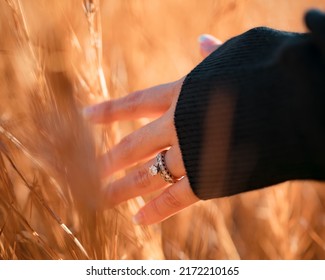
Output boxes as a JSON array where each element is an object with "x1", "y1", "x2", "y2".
[{"x1": 198, "y1": 34, "x2": 222, "y2": 58}]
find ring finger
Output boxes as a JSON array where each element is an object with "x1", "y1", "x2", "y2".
[{"x1": 103, "y1": 145, "x2": 186, "y2": 207}]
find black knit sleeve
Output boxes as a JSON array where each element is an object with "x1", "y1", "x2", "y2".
[{"x1": 174, "y1": 9, "x2": 325, "y2": 200}]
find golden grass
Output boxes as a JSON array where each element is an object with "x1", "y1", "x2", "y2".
[{"x1": 1, "y1": 0, "x2": 325, "y2": 260}]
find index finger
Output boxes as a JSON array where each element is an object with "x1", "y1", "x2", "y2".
[{"x1": 83, "y1": 77, "x2": 185, "y2": 123}]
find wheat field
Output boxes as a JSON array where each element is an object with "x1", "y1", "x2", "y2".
[{"x1": 1, "y1": 0, "x2": 325, "y2": 260}]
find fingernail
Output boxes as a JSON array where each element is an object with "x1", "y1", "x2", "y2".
[
  {"x1": 132, "y1": 212, "x2": 144, "y2": 225},
  {"x1": 82, "y1": 106, "x2": 95, "y2": 120},
  {"x1": 198, "y1": 34, "x2": 214, "y2": 44},
  {"x1": 198, "y1": 34, "x2": 220, "y2": 43},
  {"x1": 198, "y1": 34, "x2": 222, "y2": 50}
]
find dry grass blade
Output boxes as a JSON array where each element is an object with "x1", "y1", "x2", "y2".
[
  {"x1": 0, "y1": 146, "x2": 90, "y2": 259},
  {"x1": 2, "y1": 199, "x2": 61, "y2": 259},
  {"x1": 83, "y1": 0, "x2": 108, "y2": 98}
]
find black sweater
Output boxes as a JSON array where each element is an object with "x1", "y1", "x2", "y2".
[{"x1": 174, "y1": 9, "x2": 325, "y2": 200}]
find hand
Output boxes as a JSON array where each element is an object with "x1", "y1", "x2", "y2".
[{"x1": 83, "y1": 34, "x2": 221, "y2": 225}]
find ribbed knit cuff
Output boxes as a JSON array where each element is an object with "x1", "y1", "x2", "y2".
[{"x1": 174, "y1": 17, "x2": 325, "y2": 200}]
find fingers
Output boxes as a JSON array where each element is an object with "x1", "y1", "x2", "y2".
[
  {"x1": 198, "y1": 34, "x2": 222, "y2": 58},
  {"x1": 132, "y1": 177, "x2": 199, "y2": 225},
  {"x1": 83, "y1": 77, "x2": 185, "y2": 123},
  {"x1": 83, "y1": 35, "x2": 220, "y2": 123},
  {"x1": 104, "y1": 158, "x2": 169, "y2": 207},
  {"x1": 103, "y1": 145, "x2": 186, "y2": 206},
  {"x1": 100, "y1": 111, "x2": 176, "y2": 177}
]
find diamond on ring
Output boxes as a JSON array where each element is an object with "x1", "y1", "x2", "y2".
[{"x1": 149, "y1": 164, "x2": 159, "y2": 176}]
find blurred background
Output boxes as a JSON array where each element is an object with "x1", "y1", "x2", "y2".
[{"x1": 1, "y1": 0, "x2": 325, "y2": 259}]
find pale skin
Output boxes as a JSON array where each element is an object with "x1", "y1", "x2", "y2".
[{"x1": 83, "y1": 34, "x2": 222, "y2": 225}]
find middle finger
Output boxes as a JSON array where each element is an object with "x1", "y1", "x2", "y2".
[{"x1": 100, "y1": 112, "x2": 175, "y2": 177}]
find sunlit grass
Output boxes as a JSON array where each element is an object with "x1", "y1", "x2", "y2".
[{"x1": 0, "y1": 0, "x2": 325, "y2": 260}]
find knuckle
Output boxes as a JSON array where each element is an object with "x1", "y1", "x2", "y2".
[
  {"x1": 134, "y1": 167, "x2": 151, "y2": 189},
  {"x1": 162, "y1": 188, "x2": 182, "y2": 209},
  {"x1": 95, "y1": 101, "x2": 114, "y2": 123},
  {"x1": 160, "y1": 113, "x2": 175, "y2": 143},
  {"x1": 150, "y1": 199, "x2": 164, "y2": 219},
  {"x1": 125, "y1": 91, "x2": 143, "y2": 112},
  {"x1": 101, "y1": 101, "x2": 112, "y2": 115},
  {"x1": 119, "y1": 135, "x2": 132, "y2": 151}
]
